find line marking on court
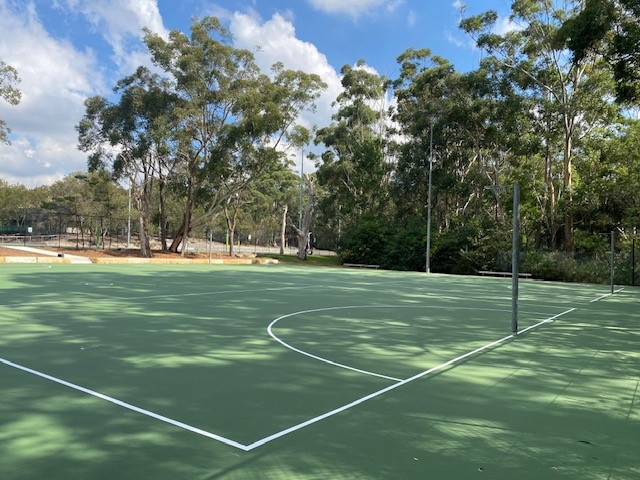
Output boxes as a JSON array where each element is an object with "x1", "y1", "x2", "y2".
[
  {"x1": 268, "y1": 306, "x2": 404, "y2": 382},
  {"x1": 248, "y1": 307, "x2": 578, "y2": 450},
  {"x1": 0, "y1": 356, "x2": 252, "y2": 451},
  {"x1": 589, "y1": 288, "x2": 625, "y2": 303},
  {"x1": 0, "y1": 302, "x2": 580, "y2": 452},
  {"x1": 268, "y1": 304, "x2": 555, "y2": 382}
]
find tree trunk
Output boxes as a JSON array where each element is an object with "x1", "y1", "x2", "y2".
[
  {"x1": 224, "y1": 195, "x2": 240, "y2": 257},
  {"x1": 168, "y1": 223, "x2": 185, "y2": 253},
  {"x1": 158, "y1": 177, "x2": 168, "y2": 251},
  {"x1": 563, "y1": 127, "x2": 574, "y2": 253},
  {"x1": 545, "y1": 146, "x2": 558, "y2": 251},
  {"x1": 280, "y1": 205, "x2": 288, "y2": 255},
  {"x1": 169, "y1": 182, "x2": 193, "y2": 257},
  {"x1": 138, "y1": 211, "x2": 151, "y2": 257},
  {"x1": 132, "y1": 188, "x2": 152, "y2": 258},
  {"x1": 291, "y1": 176, "x2": 315, "y2": 261}
]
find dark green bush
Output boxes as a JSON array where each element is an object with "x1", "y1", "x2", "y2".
[{"x1": 338, "y1": 217, "x2": 392, "y2": 266}]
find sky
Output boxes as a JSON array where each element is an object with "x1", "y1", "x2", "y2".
[{"x1": 0, "y1": 0, "x2": 513, "y2": 188}]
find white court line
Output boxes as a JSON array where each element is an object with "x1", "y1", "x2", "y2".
[
  {"x1": 1, "y1": 293, "x2": 588, "y2": 451},
  {"x1": 0, "y1": 356, "x2": 251, "y2": 451},
  {"x1": 589, "y1": 287, "x2": 625, "y2": 303},
  {"x1": 268, "y1": 306, "x2": 403, "y2": 382},
  {"x1": 267, "y1": 305, "x2": 553, "y2": 382},
  {"x1": 247, "y1": 307, "x2": 578, "y2": 450}
]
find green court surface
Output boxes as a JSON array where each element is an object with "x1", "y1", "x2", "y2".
[{"x1": 0, "y1": 263, "x2": 638, "y2": 479}]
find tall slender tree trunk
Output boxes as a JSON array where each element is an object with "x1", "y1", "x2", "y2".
[
  {"x1": 545, "y1": 147, "x2": 558, "y2": 251},
  {"x1": 280, "y1": 204, "x2": 288, "y2": 255},
  {"x1": 563, "y1": 125, "x2": 574, "y2": 253},
  {"x1": 158, "y1": 177, "x2": 168, "y2": 251},
  {"x1": 181, "y1": 188, "x2": 193, "y2": 257},
  {"x1": 169, "y1": 180, "x2": 194, "y2": 255},
  {"x1": 224, "y1": 195, "x2": 240, "y2": 257},
  {"x1": 291, "y1": 176, "x2": 315, "y2": 261},
  {"x1": 133, "y1": 189, "x2": 152, "y2": 258}
]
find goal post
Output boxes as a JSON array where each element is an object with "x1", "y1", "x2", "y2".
[{"x1": 511, "y1": 184, "x2": 520, "y2": 336}]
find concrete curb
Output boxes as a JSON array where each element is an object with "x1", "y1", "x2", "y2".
[{"x1": 0, "y1": 256, "x2": 279, "y2": 265}]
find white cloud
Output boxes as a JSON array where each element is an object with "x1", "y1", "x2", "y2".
[
  {"x1": 229, "y1": 12, "x2": 343, "y2": 173},
  {"x1": 0, "y1": 0, "x2": 103, "y2": 187},
  {"x1": 446, "y1": 31, "x2": 469, "y2": 48},
  {"x1": 493, "y1": 16, "x2": 521, "y2": 36},
  {"x1": 57, "y1": 0, "x2": 168, "y2": 74},
  {"x1": 452, "y1": 0, "x2": 465, "y2": 12},
  {"x1": 407, "y1": 9, "x2": 417, "y2": 28},
  {"x1": 306, "y1": 0, "x2": 390, "y2": 18}
]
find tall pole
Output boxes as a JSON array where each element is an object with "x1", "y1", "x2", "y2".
[
  {"x1": 426, "y1": 119, "x2": 434, "y2": 274},
  {"x1": 610, "y1": 230, "x2": 615, "y2": 294},
  {"x1": 127, "y1": 186, "x2": 131, "y2": 249},
  {"x1": 632, "y1": 237, "x2": 636, "y2": 287},
  {"x1": 299, "y1": 147, "x2": 304, "y2": 231},
  {"x1": 511, "y1": 184, "x2": 520, "y2": 335},
  {"x1": 208, "y1": 228, "x2": 212, "y2": 265}
]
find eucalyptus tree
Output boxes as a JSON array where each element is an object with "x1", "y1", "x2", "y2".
[
  {"x1": 144, "y1": 18, "x2": 326, "y2": 255},
  {"x1": 289, "y1": 174, "x2": 316, "y2": 260},
  {"x1": 240, "y1": 161, "x2": 299, "y2": 252},
  {"x1": 575, "y1": 119, "x2": 640, "y2": 233},
  {"x1": 560, "y1": 0, "x2": 640, "y2": 105},
  {"x1": 77, "y1": 67, "x2": 177, "y2": 257},
  {"x1": 0, "y1": 60, "x2": 21, "y2": 144},
  {"x1": 315, "y1": 60, "x2": 392, "y2": 237},
  {"x1": 391, "y1": 49, "x2": 454, "y2": 223},
  {"x1": 0, "y1": 179, "x2": 30, "y2": 226},
  {"x1": 460, "y1": 0, "x2": 618, "y2": 252}
]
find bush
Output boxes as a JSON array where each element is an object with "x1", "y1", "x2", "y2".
[
  {"x1": 338, "y1": 217, "x2": 392, "y2": 266},
  {"x1": 382, "y1": 217, "x2": 425, "y2": 271},
  {"x1": 521, "y1": 250, "x2": 613, "y2": 284}
]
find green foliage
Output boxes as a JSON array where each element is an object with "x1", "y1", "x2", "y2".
[
  {"x1": 0, "y1": 60, "x2": 21, "y2": 144},
  {"x1": 315, "y1": 60, "x2": 392, "y2": 231},
  {"x1": 560, "y1": 0, "x2": 640, "y2": 105},
  {"x1": 382, "y1": 217, "x2": 425, "y2": 271},
  {"x1": 338, "y1": 217, "x2": 392, "y2": 267}
]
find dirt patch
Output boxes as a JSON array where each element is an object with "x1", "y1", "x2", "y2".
[
  {"x1": 55, "y1": 248, "x2": 232, "y2": 260},
  {"x1": 0, "y1": 246, "x2": 237, "y2": 260},
  {"x1": 0, "y1": 246, "x2": 52, "y2": 257}
]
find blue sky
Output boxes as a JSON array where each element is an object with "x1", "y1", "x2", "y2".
[{"x1": 0, "y1": 0, "x2": 512, "y2": 187}]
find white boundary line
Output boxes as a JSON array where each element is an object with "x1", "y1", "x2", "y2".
[
  {"x1": 267, "y1": 305, "x2": 552, "y2": 382},
  {"x1": 2, "y1": 285, "x2": 608, "y2": 451},
  {"x1": 268, "y1": 306, "x2": 403, "y2": 382},
  {"x1": 246, "y1": 307, "x2": 577, "y2": 450},
  {"x1": 0, "y1": 356, "x2": 251, "y2": 451},
  {"x1": 589, "y1": 287, "x2": 625, "y2": 303}
]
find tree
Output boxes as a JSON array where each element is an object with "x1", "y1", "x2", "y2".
[
  {"x1": 289, "y1": 174, "x2": 316, "y2": 260},
  {"x1": 315, "y1": 60, "x2": 392, "y2": 236},
  {"x1": 461, "y1": 0, "x2": 617, "y2": 252},
  {"x1": 0, "y1": 60, "x2": 21, "y2": 144},
  {"x1": 144, "y1": 19, "x2": 326, "y2": 255},
  {"x1": 560, "y1": 0, "x2": 640, "y2": 105},
  {"x1": 77, "y1": 67, "x2": 177, "y2": 257}
]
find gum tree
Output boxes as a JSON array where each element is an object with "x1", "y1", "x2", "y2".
[
  {"x1": 460, "y1": 0, "x2": 617, "y2": 252},
  {"x1": 77, "y1": 67, "x2": 177, "y2": 257},
  {"x1": 0, "y1": 60, "x2": 21, "y2": 144},
  {"x1": 144, "y1": 18, "x2": 326, "y2": 255}
]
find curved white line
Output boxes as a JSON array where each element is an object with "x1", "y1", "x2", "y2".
[
  {"x1": 267, "y1": 304, "x2": 551, "y2": 382},
  {"x1": 268, "y1": 306, "x2": 403, "y2": 382}
]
